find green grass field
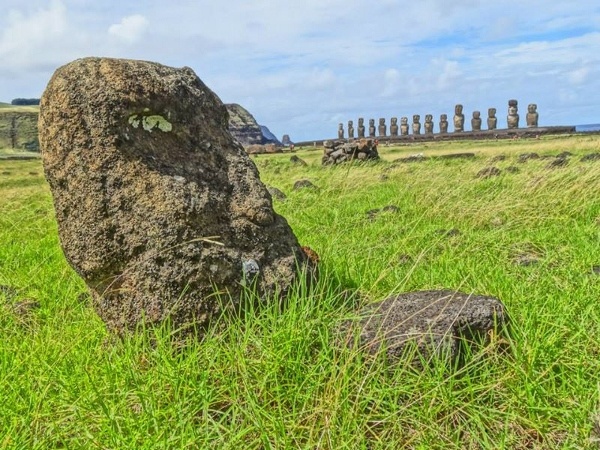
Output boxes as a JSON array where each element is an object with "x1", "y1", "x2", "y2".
[{"x1": 1, "y1": 134, "x2": 600, "y2": 448}]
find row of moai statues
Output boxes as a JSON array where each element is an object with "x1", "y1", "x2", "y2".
[{"x1": 337, "y1": 100, "x2": 539, "y2": 138}]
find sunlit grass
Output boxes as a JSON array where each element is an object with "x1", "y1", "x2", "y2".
[{"x1": 1, "y1": 135, "x2": 600, "y2": 448}]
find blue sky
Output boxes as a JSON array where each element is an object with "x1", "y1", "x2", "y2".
[{"x1": 0, "y1": 0, "x2": 599, "y2": 141}]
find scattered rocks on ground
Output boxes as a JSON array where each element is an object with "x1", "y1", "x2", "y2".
[
  {"x1": 491, "y1": 155, "x2": 506, "y2": 162},
  {"x1": 293, "y1": 179, "x2": 317, "y2": 190},
  {"x1": 435, "y1": 152, "x2": 476, "y2": 160},
  {"x1": 393, "y1": 154, "x2": 428, "y2": 163},
  {"x1": 322, "y1": 139, "x2": 379, "y2": 165},
  {"x1": 339, "y1": 290, "x2": 507, "y2": 366},
  {"x1": 267, "y1": 186, "x2": 287, "y2": 201},
  {"x1": 365, "y1": 205, "x2": 400, "y2": 221},
  {"x1": 518, "y1": 152, "x2": 540, "y2": 163},
  {"x1": 290, "y1": 155, "x2": 307, "y2": 166},
  {"x1": 546, "y1": 157, "x2": 568, "y2": 169},
  {"x1": 592, "y1": 265, "x2": 600, "y2": 275},
  {"x1": 512, "y1": 253, "x2": 541, "y2": 267},
  {"x1": 476, "y1": 166, "x2": 501, "y2": 178},
  {"x1": 556, "y1": 151, "x2": 573, "y2": 158},
  {"x1": 435, "y1": 228, "x2": 461, "y2": 238},
  {"x1": 581, "y1": 153, "x2": 600, "y2": 162},
  {"x1": 39, "y1": 57, "x2": 314, "y2": 337},
  {"x1": 505, "y1": 166, "x2": 520, "y2": 173}
]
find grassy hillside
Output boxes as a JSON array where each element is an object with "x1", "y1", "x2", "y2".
[
  {"x1": 1, "y1": 135, "x2": 600, "y2": 448},
  {"x1": 0, "y1": 103, "x2": 39, "y2": 152}
]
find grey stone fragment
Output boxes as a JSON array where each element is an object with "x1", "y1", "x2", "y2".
[{"x1": 340, "y1": 290, "x2": 507, "y2": 366}]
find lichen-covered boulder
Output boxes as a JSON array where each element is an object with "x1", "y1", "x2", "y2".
[{"x1": 39, "y1": 57, "x2": 312, "y2": 336}]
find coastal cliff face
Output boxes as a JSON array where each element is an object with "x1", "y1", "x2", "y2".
[
  {"x1": 226, "y1": 103, "x2": 281, "y2": 147},
  {"x1": 0, "y1": 106, "x2": 39, "y2": 151},
  {"x1": 0, "y1": 102, "x2": 277, "y2": 152}
]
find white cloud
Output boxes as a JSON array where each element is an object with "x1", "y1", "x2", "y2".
[
  {"x1": 0, "y1": 0, "x2": 68, "y2": 71},
  {"x1": 108, "y1": 14, "x2": 149, "y2": 44},
  {"x1": 568, "y1": 67, "x2": 590, "y2": 85}
]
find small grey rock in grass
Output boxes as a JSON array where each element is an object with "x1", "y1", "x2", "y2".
[
  {"x1": 581, "y1": 153, "x2": 600, "y2": 162},
  {"x1": 267, "y1": 186, "x2": 287, "y2": 201},
  {"x1": 491, "y1": 155, "x2": 506, "y2": 162},
  {"x1": 512, "y1": 253, "x2": 540, "y2": 267},
  {"x1": 0, "y1": 285, "x2": 18, "y2": 300},
  {"x1": 435, "y1": 152, "x2": 476, "y2": 160},
  {"x1": 293, "y1": 179, "x2": 317, "y2": 190},
  {"x1": 11, "y1": 298, "x2": 41, "y2": 318},
  {"x1": 339, "y1": 290, "x2": 507, "y2": 367},
  {"x1": 505, "y1": 166, "x2": 520, "y2": 174},
  {"x1": 435, "y1": 228, "x2": 461, "y2": 238},
  {"x1": 476, "y1": 166, "x2": 501, "y2": 178},
  {"x1": 290, "y1": 155, "x2": 307, "y2": 166},
  {"x1": 518, "y1": 152, "x2": 539, "y2": 163},
  {"x1": 382, "y1": 205, "x2": 400, "y2": 213},
  {"x1": 546, "y1": 157, "x2": 568, "y2": 169},
  {"x1": 556, "y1": 151, "x2": 573, "y2": 158},
  {"x1": 397, "y1": 254, "x2": 413, "y2": 265},
  {"x1": 592, "y1": 265, "x2": 600, "y2": 275}
]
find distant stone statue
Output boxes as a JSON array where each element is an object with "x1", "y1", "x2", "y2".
[
  {"x1": 453, "y1": 104, "x2": 464, "y2": 132},
  {"x1": 390, "y1": 117, "x2": 399, "y2": 136},
  {"x1": 412, "y1": 115, "x2": 421, "y2": 135},
  {"x1": 357, "y1": 118, "x2": 365, "y2": 138},
  {"x1": 348, "y1": 120, "x2": 354, "y2": 139},
  {"x1": 487, "y1": 108, "x2": 497, "y2": 130},
  {"x1": 471, "y1": 111, "x2": 482, "y2": 131},
  {"x1": 439, "y1": 114, "x2": 448, "y2": 133},
  {"x1": 338, "y1": 123, "x2": 344, "y2": 139},
  {"x1": 526, "y1": 104, "x2": 538, "y2": 127},
  {"x1": 424, "y1": 114, "x2": 434, "y2": 134},
  {"x1": 507, "y1": 99, "x2": 519, "y2": 129},
  {"x1": 378, "y1": 118, "x2": 386, "y2": 137},
  {"x1": 400, "y1": 117, "x2": 409, "y2": 136},
  {"x1": 369, "y1": 119, "x2": 376, "y2": 137}
]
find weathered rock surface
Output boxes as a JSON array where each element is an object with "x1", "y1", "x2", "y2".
[
  {"x1": 340, "y1": 290, "x2": 507, "y2": 365},
  {"x1": 322, "y1": 139, "x2": 379, "y2": 165},
  {"x1": 39, "y1": 57, "x2": 312, "y2": 336}
]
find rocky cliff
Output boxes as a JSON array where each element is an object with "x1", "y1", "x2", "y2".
[
  {"x1": 226, "y1": 103, "x2": 281, "y2": 147},
  {"x1": 0, "y1": 104, "x2": 39, "y2": 151},
  {"x1": 0, "y1": 102, "x2": 277, "y2": 152}
]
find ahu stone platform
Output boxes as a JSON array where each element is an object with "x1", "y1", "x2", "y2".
[{"x1": 294, "y1": 126, "x2": 577, "y2": 148}]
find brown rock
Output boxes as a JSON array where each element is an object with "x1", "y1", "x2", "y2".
[
  {"x1": 339, "y1": 290, "x2": 507, "y2": 366},
  {"x1": 39, "y1": 57, "x2": 313, "y2": 337}
]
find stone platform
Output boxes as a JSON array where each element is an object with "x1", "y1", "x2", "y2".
[{"x1": 294, "y1": 126, "x2": 577, "y2": 148}]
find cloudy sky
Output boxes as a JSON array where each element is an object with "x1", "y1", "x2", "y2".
[{"x1": 1, "y1": 0, "x2": 599, "y2": 141}]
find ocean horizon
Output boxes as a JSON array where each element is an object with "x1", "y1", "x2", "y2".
[{"x1": 576, "y1": 123, "x2": 600, "y2": 132}]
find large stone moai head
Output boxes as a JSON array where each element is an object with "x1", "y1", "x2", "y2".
[
  {"x1": 390, "y1": 117, "x2": 399, "y2": 136},
  {"x1": 487, "y1": 108, "x2": 497, "y2": 130},
  {"x1": 39, "y1": 57, "x2": 313, "y2": 337},
  {"x1": 357, "y1": 117, "x2": 365, "y2": 138},
  {"x1": 338, "y1": 123, "x2": 344, "y2": 139},
  {"x1": 439, "y1": 114, "x2": 448, "y2": 134},
  {"x1": 526, "y1": 103, "x2": 538, "y2": 127},
  {"x1": 507, "y1": 99, "x2": 519, "y2": 129},
  {"x1": 412, "y1": 114, "x2": 421, "y2": 135},
  {"x1": 400, "y1": 117, "x2": 409, "y2": 136},
  {"x1": 453, "y1": 104, "x2": 464, "y2": 132},
  {"x1": 368, "y1": 119, "x2": 376, "y2": 137},
  {"x1": 424, "y1": 114, "x2": 434, "y2": 134},
  {"x1": 348, "y1": 120, "x2": 354, "y2": 138},
  {"x1": 471, "y1": 111, "x2": 482, "y2": 131},
  {"x1": 378, "y1": 118, "x2": 387, "y2": 137}
]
